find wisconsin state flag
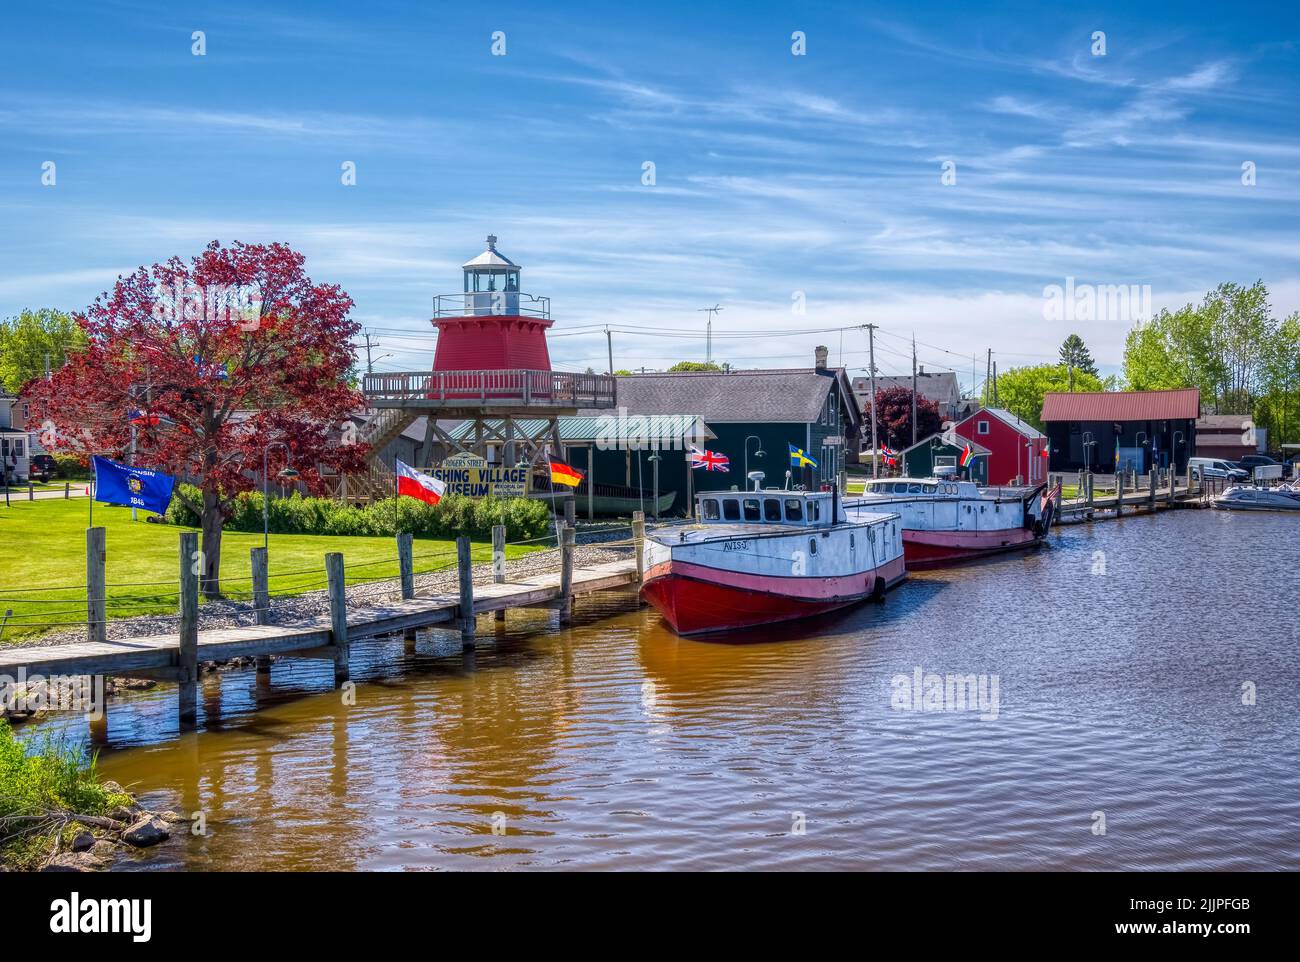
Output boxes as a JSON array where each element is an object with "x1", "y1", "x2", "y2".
[
  {"x1": 548, "y1": 460, "x2": 584, "y2": 488},
  {"x1": 395, "y1": 459, "x2": 447, "y2": 505}
]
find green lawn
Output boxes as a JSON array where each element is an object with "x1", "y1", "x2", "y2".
[{"x1": 0, "y1": 498, "x2": 537, "y2": 644}]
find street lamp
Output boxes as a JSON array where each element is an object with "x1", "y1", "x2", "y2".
[
  {"x1": 744, "y1": 435, "x2": 766, "y2": 480},
  {"x1": 262, "y1": 442, "x2": 294, "y2": 550}
]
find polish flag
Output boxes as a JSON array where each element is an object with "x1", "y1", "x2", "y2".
[{"x1": 395, "y1": 459, "x2": 446, "y2": 506}]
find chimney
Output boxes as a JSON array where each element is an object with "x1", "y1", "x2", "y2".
[{"x1": 814, "y1": 345, "x2": 828, "y2": 370}]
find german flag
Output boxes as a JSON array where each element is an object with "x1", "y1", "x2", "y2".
[{"x1": 548, "y1": 460, "x2": 584, "y2": 488}]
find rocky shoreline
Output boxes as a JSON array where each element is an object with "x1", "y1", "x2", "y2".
[{"x1": 19, "y1": 781, "x2": 181, "y2": 873}]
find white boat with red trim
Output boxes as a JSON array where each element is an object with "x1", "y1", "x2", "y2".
[
  {"x1": 843, "y1": 477, "x2": 1059, "y2": 569},
  {"x1": 640, "y1": 487, "x2": 905, "y2": 636}
]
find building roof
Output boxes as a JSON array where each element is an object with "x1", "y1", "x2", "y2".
[
  {"x1": 959, "y1": 407, "x2": 1045, "y2": 440},
  {"x1": 901, "y1": 432, "x2": 991, "y2": 457},
  {"x1": 462, "y1": 235, "x2": 520, "y2": 271},
  {"x1": 607, "y1": 368, "x2": 861, "y2": 428},
  {"x1": 1040, "y1": 388, "x2": 1200, "y2": 422},
  {"x1": 1195, "y1": 414, "x2": 1253, "y2": 430},
  {"x1": 447, "y1": 415, "x2": 715, "y2": 445},
  {"x1": 852, "y1": 371, "x2": 962, "y2": 406}
]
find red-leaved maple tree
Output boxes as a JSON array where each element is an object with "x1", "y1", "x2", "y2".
[
  {"x1": 26, "y1": 241, "x2": 368, "y2": 596},
  {"x1": 871, "y1": 386, "x2": 943, "y2": 449}
]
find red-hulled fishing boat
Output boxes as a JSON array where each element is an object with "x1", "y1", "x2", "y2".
[
  {"x1": 844, "y1": 477, "x2": 1059, "y2": 569},
  {"x1": 640, "y1": 487, "x2": 905, "y2": 636}
]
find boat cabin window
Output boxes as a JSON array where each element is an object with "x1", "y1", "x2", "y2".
[
  {"x1": 923, "y1": 483, "x2": 937, "y2": 494},
  {"x1": 809, "y1": 499, "x2": 820, "y2": 522},
  {"x1": 785, "y1": 498, "x2": 803, "y2": 522},
  {"x1": 743, "y1": 498, "x2": 761, "y2": 522},
  {"x1": 722, "y1": 499, "x2": 741, "y2": 521},
  {"x1": 908, "y1": 483, "x2": 922, "y2": 494},
  {"x1": 702, "y1": 498, "x2": 720, "y2": 521},
  {"x1": 893, "y1": 482, "x2": 908, "y2": 494},
  {"x1": 764, "y1": 498, "x2": 782, "y2": 522}
]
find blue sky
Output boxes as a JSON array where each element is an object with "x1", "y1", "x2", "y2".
[{"x1": 1, "y1": 0, "x2": 1297, "y2": 389}]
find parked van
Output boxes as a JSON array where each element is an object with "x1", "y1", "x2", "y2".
[{"x1": 1188, "y1": 457, "x2": 1248, "y2": 481}]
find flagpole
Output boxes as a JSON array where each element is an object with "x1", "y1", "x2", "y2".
[
  {"x1": 393, "y1": 461, "x2": 399, "y2": 537},
  {"x1": 88, "y1": 452, "x2": 94, "y2": 529}
]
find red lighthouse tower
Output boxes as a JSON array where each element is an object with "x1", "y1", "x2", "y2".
[
  {"x1": 354, "y1": 235, "x2": 616, "y2": 493},
  {"x1": 431, "y1": 235, "x2": 553, "y2": 372}
]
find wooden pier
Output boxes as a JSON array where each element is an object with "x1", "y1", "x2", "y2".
[
  {"x1": 1052, "y1": 467, "x2": 1221, "y2": 524},
  {"x1": 1, "y1": 519, "x2": 644, "y2": 733}
]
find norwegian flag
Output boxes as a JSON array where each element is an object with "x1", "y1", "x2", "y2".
[{"x1": 687, "y1": 444, "x2": 730, "y2": 472}]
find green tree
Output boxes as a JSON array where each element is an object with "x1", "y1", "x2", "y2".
[
  {"x1": 0, "y1": 308, "x2": 86, "y2": 394},
  {"x1": 667, "y1": 360, "x2": 722, "y2": 372},
  {"x1": 995, "y1": 363, "x2": 1105, "y2": 431},
  {"x1": 1058, "y1": 334, "x2": 1099, "y2": 377}
]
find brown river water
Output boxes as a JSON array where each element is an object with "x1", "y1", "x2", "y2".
[{"x1": 24, "y1": 510, "x2": 1300, "y2": 870}]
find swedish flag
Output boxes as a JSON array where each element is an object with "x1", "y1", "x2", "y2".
[{"x1": 789, "y1": 443, "x2": 818, "y2": 469}]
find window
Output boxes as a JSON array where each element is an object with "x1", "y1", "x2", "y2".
[
  {"x1": 785, "y1": 499, "x2": 803, "y2": 522},
  {"x1": 923, "y1": 483, "x2": 937, "y2": 494},
  {"x1": 722, "y1": 499, "x2": 740, "y2": 521},
  {"x1": 702, "y1": 498, "x2": 720, "y2": 520},
  {"x1": 977, "y1": 420, "x2": 990, "y2": 434},
  {"x1": 809, "y1": 499, "x2": 820, "y2": 521},
  {"x1": 763, "y1": 499, "x2": 782, "y2": 522},
  {"x1": 893, "y1": 482, "x2": 908, "y2": 494},
  {"x1": 908, "y1": 483, "x2": 922, "y2": 494},
  {"x1": 808, "y1": 537, "x2": 818, "y2": 555},
  {"x1": 743, "y1": 498, "x2": 761, "y2": 521},
  {"x1": 13, "y1": 440, "x2": 23, "y2": 457}
]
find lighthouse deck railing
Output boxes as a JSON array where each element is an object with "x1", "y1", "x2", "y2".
[
  {"x1": 363, "y1": 370, "x2": 617, "y2": 409},
  {"x1": 433, "y1": 292, "x2": 551, "y2": 319}
]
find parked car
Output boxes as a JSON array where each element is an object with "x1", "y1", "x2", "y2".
[
  {"x1": 1188, "y1": 457, "x2": 1248, "y2": 481},
  {"x1": 29, "y1": 453, "x2": 56, "y2": 481},
  {"x1": 1235, "y1": 454, "x2": 1279, "y2": 476}
]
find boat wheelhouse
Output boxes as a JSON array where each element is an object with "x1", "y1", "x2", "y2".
[{"x1": 639, "y1": 487, "x2": 905, "y2": 636}]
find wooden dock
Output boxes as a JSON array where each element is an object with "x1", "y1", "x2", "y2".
[
  {"x1": 1053, "y1": 467, "x2": 1220, "y2": 524},
  {"x1": 1, "y1": 516, "x2": 647, "y2": 735}
]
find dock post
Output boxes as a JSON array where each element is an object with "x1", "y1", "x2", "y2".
[
  {"x1": 491, "y1": 525, "x2": 506, "y2": 623},
  {"x1": 563, "y1": 494, "x2": 576, "y2": 528},
  {"x1": 86, "y1": 526, "x2": 107, "y2": 645},
  {"x1": 1116, "y1": 472, "x2": 1124, "y2": 517},
  {"x1": 326, "y1": 552, "x2": 349, "y2": 685},
  {"x1": 632, "y1": 510, "x2": 646, "y2": 585},
  {"x1": 397, "y1": 532, "x2": 417, "y2": 650},
  {"x1": 1086, "y1": 472, "x2": 1094, "y2": 508},
  {"x1": 1148, "y1": 469, "x2": 1157, "y2": 510},
  {"x1": 1167, "y1": 467, "x2": 1175, "y2": 505},
  {"x1": 559, "y1": 525, "x2": 575, "y2": 626},
  {"x1": 456, "y1": 536, "x2": 475, "y2": 648},
  {"x1": 178, "y1": 531, "x2": 199, "y2": 729},
  {"x1": 251, "y1": 547, "x2": 272, "y2": 674}
]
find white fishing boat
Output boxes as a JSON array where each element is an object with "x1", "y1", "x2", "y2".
[
  {"x1": 640, "y1": 483, "x2": 905, "y2": 636},
  {"x1": 843, "y1": 477, "x2": 1059, "y2": 569},
  {"x1": 1212, "y1": 484, "x2": 1300, "y2": 512}
]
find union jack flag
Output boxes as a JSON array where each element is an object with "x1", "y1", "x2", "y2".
[{"x1": 688, "y1": 445, "x2": 730, "y2": 472}]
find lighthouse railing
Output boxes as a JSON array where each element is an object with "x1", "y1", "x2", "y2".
[
  {"x1": 433, "y1": 292, "x2": 551, "y2": 319},
  {"x1": 362, "y1": 369, "x2": 616, "y2": 409}
]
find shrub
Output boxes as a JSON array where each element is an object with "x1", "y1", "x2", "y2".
[
  {"x1": 51, "y1": 453, "x2": 89, "y2": 480},
  {"x1": 163, "y1": 484, "x2": 551, "y2": 542}
]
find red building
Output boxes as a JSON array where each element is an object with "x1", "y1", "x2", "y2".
[{"x1": 953, "y1": 407, "x2": 1048, "y2": 486}]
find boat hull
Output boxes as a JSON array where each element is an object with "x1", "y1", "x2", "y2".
[
  {"x1": 641, "y1": 556, "x2": 906, "y2": 635},
  {"x1": 902, "y1": 527, "x2": 1042, "y2": 569}
]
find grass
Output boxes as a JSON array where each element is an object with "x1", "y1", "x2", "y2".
[
  {"x1": 0, "y1": 718, "x2": 134, "y2": 869},
  {"x1": 0, "y1": 498, "x2": 542, "y2": 644}
]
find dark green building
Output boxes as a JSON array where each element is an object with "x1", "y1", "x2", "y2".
[{"x1": 899, "y1": 432, "x2": 990, "y2": 484}]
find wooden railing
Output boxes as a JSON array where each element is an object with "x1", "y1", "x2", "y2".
[{"x1": 363, "y1": 370, "x2": 617, "y2": 408}]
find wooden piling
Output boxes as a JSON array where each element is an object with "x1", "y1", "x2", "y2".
[
  {"x1": 563, "y1": 494, "x2": 576, "y2": 528},
  {"x1": 178, "y1": 531, "x2": 199, "y2": 728},
  {"x1": 456, "y1": 536, "x2": 475, "y2": 647},
  {"x1": 1148, "y1": 469, "x2": 1157, "y2": 509},
  {"x1": 64, "y1": 482, "x2": 70, "y2": 499},
  {"x1": 251, "y1": 547, "x2": 272, "y2": 673},
  {"x1": 559, "y1": 525, "x2": 575, "y2": 626},
  {"x1": 28, "y1": 483, "x2": 34, "y2": 500},
  {"x1": 398, "y1": 533, "x2": 417, "y2": 650},
  {"x1": 492, "y1": 524, "x2": 506, "y2": 623},
  {"x1": 1116, "y1": 472, "x2": 1124, "y2": 517},
  {"x1": 86, "y1": 527, "x2": 106, "y2": 645},
  {"x1": 326, "y1": 552, "x2": 349, "y2": 685},
  {"x1": 1086, "y1": 472, "x2": 1095, "y2": 508},
  {"x1": 632, "y1": 510, "x2": 646, "y2": 585}
]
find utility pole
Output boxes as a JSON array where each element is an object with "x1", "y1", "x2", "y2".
[
  {"x1": 605, "y1": 327, "x2": 614, "y2": 375},
  {"x1": 985, "y1": 349, "x2": 992, "y2": 406},
  {"x1": 911, "y1": 334, "x2": 918, "y2": 446},
  {"x1": 698, "y1": 305, "x2": 722, "y2": 364},
  {"x1": 866, "y1": 324, "x2": 880, "y2": 478},
  {"x1": 993, "y1": 360, "x2": 999, "y2": 406},
  {"x1": 363, "y1": 330, "x2": 375, "y2": 375}
]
